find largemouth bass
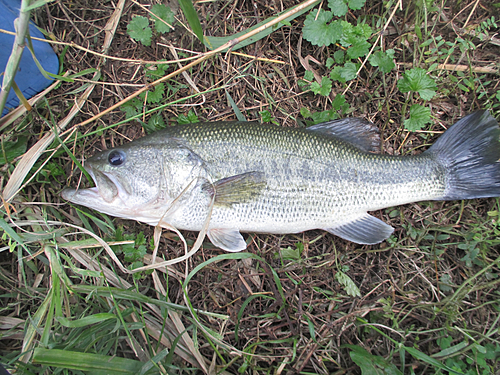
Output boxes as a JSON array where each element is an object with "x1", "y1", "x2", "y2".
[{"x1": 62, "y1": 111, "x2": 500, "y2": 252}]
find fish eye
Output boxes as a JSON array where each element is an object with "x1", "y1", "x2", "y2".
[{"x1": 108, "y1": 150, "x2": 126, "y2": 166}]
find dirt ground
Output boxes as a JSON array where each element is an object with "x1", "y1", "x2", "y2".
[{"x1": 1, "y1": 0, "x2": 500, "y2": 373}]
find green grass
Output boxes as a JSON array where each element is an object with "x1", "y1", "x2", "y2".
[{"x1": 1, "y1": 0, "x2": 500, "y2": 374}]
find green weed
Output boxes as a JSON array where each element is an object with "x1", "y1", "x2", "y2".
[
  {"x1": 2, "y1": 0, "x2": 499, "y2": 374},
  {"x1": 127, "y1": 5, "x2": 175, "y2": 47}
]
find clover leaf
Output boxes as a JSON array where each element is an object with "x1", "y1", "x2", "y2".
[
  {"x1": 328, "y1": 0, "x2": 348, "y2": 16},
  {"x1": 404, "y1": 104, "x2": 432, "y2": 131},
  {"x1": 397, "y1": 68, "x2": 437, "y2": 100},
  {"x1": 151, "y1": 4, "x2": 175, "y2": 33},
  {"x1": 311, "y1": 76, "x2": 332, "y2": 96},
  {"x1": 369, "y1": 50, "x2": 395, "y2": 73},
  {"x1": 303, "y1": 9, "x2": 342, "y2": 47},
  {"x1": 127, "y1": 16, "x2": 152, "y2": 46}
]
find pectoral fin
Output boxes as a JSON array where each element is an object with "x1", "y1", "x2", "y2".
[
  {"x1": 208, "y1": 228, "x2": 247, "y2": 252},
  {"x1": 324, "y1": 213, "x2": 394, "y2": 244},
  {"x1": 204, "y1": 171, "x2": 266, "y2": 207}
]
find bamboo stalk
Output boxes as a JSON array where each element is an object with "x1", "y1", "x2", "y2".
[{"x1": 398, "y1": 61, "x2": 498, "y2": 74}]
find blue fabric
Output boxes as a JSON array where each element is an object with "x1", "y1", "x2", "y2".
[{"x1": 1, "y1": 0, "x2": 59, "y2": 116}]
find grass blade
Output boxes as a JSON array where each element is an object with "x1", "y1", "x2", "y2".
[
  {"x1": 32, "y1": 348, "x2": 144, "y2": 373},
  {"x1": 226, "y1": 90, "x2": 246, "y2": 122},
  {"x1": 0, "y1": 216, "x2": 29, "y2": 253},
  {"x1": 177, "y1": 0, "x2": 203, "y2": 43}
]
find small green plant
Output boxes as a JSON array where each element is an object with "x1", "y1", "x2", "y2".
[
  {"x1": 127, "y1": 4, "x2": 175, "y2": 46},
  {"x1": 259, "y1": 110, "x2": 279, "y2": 125},
  {"x1": 368, "y1": 49, "x2": 396, "y2": 73},
  {"x1": 437, "y1": 335, "x2": 500, "y2": 374},
  {"x1": 398, "y1": 68, "x2": 437, "y2": 101},
  {"x1": 335, "y1": 265, "x2": 360, "y2": 297},
  {"x1": 311, "y1": 76, "x2": 333, "y2": 96},
  {"x1": 0, "y1": 135, "x2": 28, "y2": 166},
  {"x1": 298, "y1": 71, "x2": 349, "y2": 124},
  {"x1": 450, "y1": 73, "x2": 500, "y2": 114},
  {"x1": 299, "y1": 84, "x2": 349, "y2": 124},
  {"x1": 176, "y1": 109, "x2": 199, "y2": 124},
  {"x1": 397, "y1": 67, "x2": 437, "y2": 131},
  {"x1": 300, "y1": 2, "x2": 469, "y2": 134},
  {"x1": 127, "y1": 16, "x2": 152, "y2": 46},
  {"x1": 120, "y1": 63, "x2": 171, "y2": 116},
  {"x1": 475, "y1": 16, "x2": 497, "y2": 41},
  {"x1": 403, "y1": 103, "x2": 432, "y2": 131},
  {"x1": 110, "y1": 226, "x2": 150, "y2": 278},
  {"x1": 345, "y1": 344, "x2": 403, "y2": 374},
  {"x1": 276, "y1": 242, "x2": 304, "y2": 262},
  {"x1": 120, "y1": 62, "x2": 190, "y2": 132},
  {"x1": 299, "y1": 3, "x2": 397, "y2": 123},
  {"x1": 302, "y1": 9, "x2": 341, "y2": 47},
  {"x1": 144, "y1": 112, "x2": 166, "y2": 133},
  {"x1": 302, "y1": 11, "x2": 373, "y2": 80}
]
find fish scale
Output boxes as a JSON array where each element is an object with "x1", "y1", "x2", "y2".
[{"x1": 62, "y1": 111, "x2": 500, "y2": 251}]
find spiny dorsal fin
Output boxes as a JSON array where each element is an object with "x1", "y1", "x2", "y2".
[
  {"x1": 203, "y1": 171, "x2": 267, "y2": 207},
  {"x1": 307, "y1": 117, "x2": 381, "y2": 153}
]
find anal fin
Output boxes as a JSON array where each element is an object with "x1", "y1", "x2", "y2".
[
  {"x1": 208, "y1": 228, "x2": 247, "y2": 252},
  {"x1": 324, "y1": 213, "x2": 394, "y2": 245}
]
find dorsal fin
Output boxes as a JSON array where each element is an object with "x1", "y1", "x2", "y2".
[{"x1": 307, "y1": 117, "x2": 381, "y2": 153}]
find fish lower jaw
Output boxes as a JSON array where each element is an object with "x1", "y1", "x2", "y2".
[
  {"x1": 61, "y1": 187, "x2": 100, "y2": 202},
  {"x1": 62, "y1": 186, "x2": 120, "y2": 204}
]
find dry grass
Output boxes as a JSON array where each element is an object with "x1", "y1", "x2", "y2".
[{"x1": 1, "y1": 0, "x2": 499, "y2": 374}]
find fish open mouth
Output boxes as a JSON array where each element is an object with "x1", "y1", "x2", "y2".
[
  {"x1": 88, "y1": 167, "x2": 120, "y2": 203},
  {"x1": 61, "y1": 166, "x2": 121, "y2": 204}
]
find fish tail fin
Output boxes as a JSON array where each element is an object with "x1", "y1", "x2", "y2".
[{"x1": 425, "y1": 110, "x2": 500, "y2": 200}]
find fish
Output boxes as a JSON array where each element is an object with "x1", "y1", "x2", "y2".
[{"x1": 62, "y1": 111, "x2": 500, "y2": 252}]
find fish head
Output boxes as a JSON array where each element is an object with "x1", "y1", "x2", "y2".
[
  {"x1": 62, "y1": 136, "x2": 210, "y2": 226},
  {"x1": 62, "y1": 142, "x2": 170, "y2": 224}
]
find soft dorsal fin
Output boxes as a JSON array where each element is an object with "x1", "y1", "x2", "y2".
[
  {"x1": 324, "y1": 213, "x2": 394, "y2": 244},
  {"x1": 203, "y1": 171, "x2": 267, "y2": 207},
  {"x1": 307, "y1": 118, "x2": 381, "y2": 153}
]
